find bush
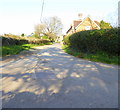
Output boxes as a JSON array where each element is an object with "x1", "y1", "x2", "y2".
[
  {"x1": 1, "y1": 34, "x2": 52, "y2": 56},
  {"x1": 42, "y1": 35, "x2": 49, "y2": 39},
  {"x1": 63, "y1": 28, "x2": 119, "y2": 56},
  {"x1": 21, "y1": 33, "x2": 25, "y2": 37},
  {"x1": 1, "y1": 36, "x2": 28, "y2": 46},
  {"x1": 1, "y1": 34, "x2": 51, "y2": 46},
  {"x1": 31, "y1": 33, "x2": 40, "y2": 38},
  {"x1": 63, "y1": 35, "x2": 71, "y2": 45}
]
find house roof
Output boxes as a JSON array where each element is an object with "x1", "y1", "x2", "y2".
[
  {"x1": 66, "y1": 16, "x2": 100, "y2": 34},
  {"x1": 75, "y1": 16, "x2": 100, "y2": 29},
  {"x1": 66, "y1": 26, "x2": 72, "y2": 33},
  {"x1": 94, "y1": 21, "x2": 100, "y2": 26},
  {"x1": 66, "y1": 20, "x2": 82, "y2": 34},
  {"x1": 73, "y1": 20, "x2": 82, "y2": 27}
]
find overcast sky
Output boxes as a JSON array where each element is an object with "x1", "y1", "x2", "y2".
[{"x1": 0, "y1": 0, "x2": 119, "y2": 35}]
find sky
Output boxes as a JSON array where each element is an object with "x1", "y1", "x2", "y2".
[{"x1": 0, "y1": 0, "x2": 119, "y2": 35}]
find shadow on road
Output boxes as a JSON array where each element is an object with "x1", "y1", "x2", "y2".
[{"x1": 1, "y1": 44, "x2": 118, "y2": 108}]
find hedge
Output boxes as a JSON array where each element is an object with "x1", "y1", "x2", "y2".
[
  {"x1": 1, "y1": 36, "x2": 51, "y2": 46},
  {"x1": 64, "y1": 28, "x2": 120, "y2": 56}
]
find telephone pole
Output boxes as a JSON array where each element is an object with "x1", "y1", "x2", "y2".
[{"x1": 40, "y1": 0, "x2": 44, "y2": 23}]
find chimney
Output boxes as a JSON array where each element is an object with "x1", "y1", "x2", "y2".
[{"x1": 78, "y1": 13, "x2": 83, "y2": 20}]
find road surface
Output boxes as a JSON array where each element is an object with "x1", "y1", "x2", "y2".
[{"x1": 1, "y1": 43, "x2": 118, "y2": 108}]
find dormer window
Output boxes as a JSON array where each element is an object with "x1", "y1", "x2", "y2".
[{"x1": 85, "y1": 26, "x2": 91, "y2": 30}]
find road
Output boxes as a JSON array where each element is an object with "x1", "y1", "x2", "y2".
[{"x1": 1, "y1": 43, "x2": 118, "y2": 108}]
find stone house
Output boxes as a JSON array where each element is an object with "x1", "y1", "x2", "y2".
[{"x1": 66, "y1": 16, "x2": 100, "y2": 36}]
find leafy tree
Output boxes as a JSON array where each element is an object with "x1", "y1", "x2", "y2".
[
  {"x1": 99, "y1": 20, "x2": 112, "y2": 29},
  {"x1": 21, "y1": 33, "x2": 24, "y2": 37}
]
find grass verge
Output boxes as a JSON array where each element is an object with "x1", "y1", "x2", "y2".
[
  {"x1": 1, "y1": 42, "x2": 53, "y2": 56},
  {"x1": 62, "y1": 45, "x2": 119, "y2": 65}
]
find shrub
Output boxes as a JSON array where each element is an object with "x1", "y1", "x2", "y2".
[
  {"x1": 63, "y1": 28, "x2": 119, "y2": 56},
  {"x1": 63, "y1": 35, "x2": 71, "y2": 45},
  {"x1": 42, "y1": 35, "x2": 49, "y2": 39},
  {"x1": 1, "y1": 36, "x2": 28, "y2": 46},
  {"x1": 31, "y1": 33, "x2": 40, "y2": 38},
  {"x1": 21, "y1": 33, "x2": 25, "y2": 37},
  {"x1": 1, "y1": 34, "x2": 51, "y2": 46}
]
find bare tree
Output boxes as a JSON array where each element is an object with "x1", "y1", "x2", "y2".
[
  {"x1": 34, "y1": 24, "x2": 46, "y2": 38},
  {"x1": 43, "y1": 16, "x2": 63, "y2": 35},
  {"x1": 34, "y1": 16, "x2": 63, "y2": 41}
]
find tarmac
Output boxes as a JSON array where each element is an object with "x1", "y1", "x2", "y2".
[{"x1": 1, "y1": 43, "x2": 118, "y2": 108}]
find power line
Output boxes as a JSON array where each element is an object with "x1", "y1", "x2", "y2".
[{"x1": 40, "y1": 0, "x2": 44, "y2": 23}]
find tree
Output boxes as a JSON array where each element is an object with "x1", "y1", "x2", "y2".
[
  {"x1": 99, "y1": 20, "x2": 113, "y2": 29},
  {"x1": 34, "y1": 16, "x2": 63, "y2": 41},
  {"x1": 21, "y1": 33, "x2": 24, "y2": 37},
  {"x1": 34, "y1": 24, "x2": 46, "y2": 38}
]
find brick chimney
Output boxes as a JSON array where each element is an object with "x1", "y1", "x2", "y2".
[{"x1": 78, "y1": 13, "x2": 83, "y2": 20}]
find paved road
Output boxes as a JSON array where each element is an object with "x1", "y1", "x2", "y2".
[{"x1": 1, "y1": 43, "x2": 118, "y2": 108}]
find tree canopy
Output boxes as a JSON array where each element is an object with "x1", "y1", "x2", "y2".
[{"x1": 99, "y1": 20, "x2": 112, "y2": 29}]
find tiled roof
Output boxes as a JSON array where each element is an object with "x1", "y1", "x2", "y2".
[
  {"x1": 66, "y1": 26, "x2": 72, "y2": 33},
  {"x1": 73, "y1": 20, "x2": 82, "y2": 27},
  {"x1": 66, "y1": 17, "x2": 100, "y2": 34},
  {"x1": 73, "y1": 20, "x2": 100, "y2": 28},
  {"x1": 94, "y1": 21, "x2": 100, "y2": 26}
]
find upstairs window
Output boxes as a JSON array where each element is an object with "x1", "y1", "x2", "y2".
[{"x1": 85, "y1": 26, "x2": 91, "y2": 30}]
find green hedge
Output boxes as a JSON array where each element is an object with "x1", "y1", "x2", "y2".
[
  {"x1": 2, "y1": 36, "x2": 28, "y2": 46},
  {"x1": 1, "y1": 36, "x2": 51, "y2": 46},
  {"x1": 64, "y1": 28, "x2": 119, "y2": 56}
]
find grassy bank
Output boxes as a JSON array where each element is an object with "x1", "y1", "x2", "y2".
[
  {"x1": 62, "y1": 45, "x2": 119, "y2": 65},
  {"x1": 1, "y1": 34, "x2": 53, "y2": 56},
  {"x1": 2, "y1": 42, "x2": 52, "y2": 57}
]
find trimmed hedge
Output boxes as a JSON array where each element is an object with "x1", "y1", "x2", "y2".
[
  {"x1": 64, "y1": 28, "x2": 119, "y2": 56},
  {"x1": 2, "y1": 36, "x2": 28, "y2": 46},
  {"x1": 1, "y1": 36, "x2": 51, "y2": 46}
]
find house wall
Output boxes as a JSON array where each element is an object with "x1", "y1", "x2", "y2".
[{"x1": 76, "y1": 17, "x2": 100, "y2": 32}]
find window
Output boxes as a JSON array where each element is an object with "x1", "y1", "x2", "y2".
[{"x1": 85, "y1": 26, "x2": 91, "y2": 30}]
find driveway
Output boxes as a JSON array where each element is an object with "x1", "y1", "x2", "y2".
[{"x1": 1, "y1": 43, "x2": 118, "y2": 108}]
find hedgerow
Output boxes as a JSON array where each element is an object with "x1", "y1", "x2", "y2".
[
  {"x1": 63, "y1": 28, "x2": 119, "y2": 56},
  {"x1": 1, "y1": 34, "x2": 52, "y2": 56},
  {"x1": 1, "y1": 34, "x2": 51, "y2": 46}
]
